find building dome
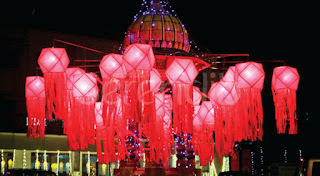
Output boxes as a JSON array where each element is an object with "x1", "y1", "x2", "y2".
[{"x1": 123, "y1": 1, "x2": 190, "y2": 53}]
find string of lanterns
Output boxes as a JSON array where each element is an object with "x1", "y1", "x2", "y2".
[{"x1": 25, "y1": 42, "x2": 300, "y2": 165}]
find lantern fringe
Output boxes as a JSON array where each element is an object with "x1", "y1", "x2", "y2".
[
  {"x1": 102, "y1": 79, "x2": 124, "y2": 127},
  {"x1": 26, "y1": 97, "x2": 46, "y2": 139},
  {"x1": 237, "y1": 88, "x2": 263, "y2": 141},
  {"x1": 192, "y1": 128, "x2": 214, "y2": 166},
  {"x1": 44, "y1": 72, "x2": 66, "y2": 120},
  {"x1": 172, "y1": 83, "x2": 193, "y2": 133},
  {"x1": 126, "y1": 70, "x2": 154, "y2": 124},
  {"x1": 272, "y1": 89, "x2": 297, "y2": 134},
  {"x1": 214, "y1": 106, "x2": 235, "y2": 160},
  {"x1": 68, "y1": 97, "x2": 96, "y2": 150}
]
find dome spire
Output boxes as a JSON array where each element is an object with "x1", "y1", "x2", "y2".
[
  {"x1": 125, "y1": 0, "x2": 190, "y2": 53},
  {"x1": 148, "y1": 0, "x2": 164, "y2": 13}
]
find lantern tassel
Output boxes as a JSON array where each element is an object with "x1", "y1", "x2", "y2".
[
  {"x1": 172, "y1": 83, "x2": 193, "y2": 133},
  {"x1": 26, "y1": 97, "x2": 46, "y2": 139},
  {"x1": 273, "y1": 89, "x2": 297, "y2": 134},
  {"x1": 44, "y1": 72, "x2": 66, "y2": 120}
]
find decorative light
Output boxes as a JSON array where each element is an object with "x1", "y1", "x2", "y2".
[
  {"x1": 235, "y1": 62, "x2": 265, "y2": 141},
  {"x1": 272, "y1": 66, "x2": 299, "y2": 134},
  {"x1": 150, "y1": 68, "x2": 162, "y2": 93},
  {"x1": 208, "y1": 80, "x2": 238, "y2": 158},
  {"x1": 193, "y1": 86, "x2": 202, "y2": 106},
  {"x1": 25, "y1": 76, "x2": 46, "y2": 138},
  {"x1": 166, "y1": 58, "x2": 198, "y2": 133},
  {"x1": 69, "y1": 73, "x2": 99, "y2": 150},
  {"x1": 123, "y1": 43, "x2": 155, "y2": 124},
  {"x1": 37, "y1": 48, "x2": 69, "y2": 120}
]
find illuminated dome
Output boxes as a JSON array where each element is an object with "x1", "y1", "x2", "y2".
[{"x1": 123, "y1": 0, "x2": 190, "y2": 53}]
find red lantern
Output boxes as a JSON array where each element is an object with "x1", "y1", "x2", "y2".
[
  {"x1": 64, "y1": 68, "x2": 85, "y2": 134},
  {"x1": 99, "y1": 54, "x2": 127, "y2": 128},
  {"x1": 193, "y1": 86, "x2": 202, "y2": 105},
  {"x1": 150, "y1": 68, "x2": 162, "y2": 93},
  {"x1": 69, "y1": 73, "x2": 99, "y2": 150},
  {"x1": 197, "y1": 101, "x2": 214, "y2": 130},
  {"x1": 235, "y1": 61, "x2": 265, "y2": 141},
  {"x1": 155, "y1": 93, "x2": 165, "y2": 117},
  {"x1": 166, "y1": 58, "x2": 198, "y2": 133},
  {"x1": 192, "y1": 102, "x2": 215, "y2": 166},
  {"x1": 95, "y1": 102, "x2": 106, "y2": 163},
  {"x1": 222, "y1": 66, "x2": 235, "y2": 82},
  {"x1": 100, "y1": 54, "x2": 127, "y2": 80},
  {"x1": 123, "y1": 43, "x2": 155, "y2": 72},
  {"x1": 272, "y1": 66, "x2": 299, "y2": 134},
  {"x1": 38, "y1": 48, "x2": 70, "y2": 120},
  {"x1": 123, "y1": 43, "x2": 155, "y2": 124},
  {"x1": 150, "y1": 93, "x2": 166, "y2": 164},
  {"x1": 25, "y1": 76, "x2": 45, "y2": 139},
  {"x1": 208, "y1": 81, "x2": 238, "y2": 158}
]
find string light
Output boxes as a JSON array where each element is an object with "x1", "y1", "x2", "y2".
[
  {"x1": 12, "y1": 149, "x2": 15, "y2": 169},
  {"x1": 57, "y1": 150, "x2": 60, "y2": 174},
  {"x1": 260, "y1": 146, "x2": 264, "y2": 176},
  {"x1": 284, "y1": 149, "x2": 288, "y2": 164},
  {"x1": 1, "y1": 149, "x2": 4, "y2": 175},
  {"x1": 23, "y1": 149, "x2": 27, "y2": 169},
  {"x1": 251, "y1": 151, "x2": 255, "y2": 176},
  {"x1": 299, "y1": 149, "x2": 303, "y2": 161}
]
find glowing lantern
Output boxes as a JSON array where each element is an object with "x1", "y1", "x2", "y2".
[
  {"x1": 163, "y1": 94, "x2": 173, "y2": 130},
  {"x1": 192, "y1": 103, "x2": 215, "y2": 166},
  {"x1": 208, "y1": 81, "x2": 239, "y2": 158},
  {"x1": 100, "y1": 54, "x2": 127, "y2": 80},
  {"x1": 123, "y1": 43, "x2": 155, "y2": 72},
  {"x1": 166, "y1": 58, "x2": 198, "y2": 133},
  {"x1": 123, "y1": 43, "x2": 155, "y2": 124},
  {"x1": 155, "y1": 93, "x2": 165, "y2": 117},
  {"x1": 197, "y1": 101, "x2": 214, "y2": 130},
  {"x1": 69, "y1": 73, "x2": 99, "y2": 150},
  {"x1": 192, "y1": 105, "x2": 201, "y2": 131},
  {"x1": 95, "y1": 102, "x2": 105, "y2": 164},
  {"x1": 193, "y1": 86, "x2": 202, "y2": 105},
  {"x1": 150, "y1": 68, "x2": 162, "y2": 93},
  {"x1": 222, "y1": 66, "x2": 235, "y2": 82},
  {"x1": 235, "y1": 61, "x2": 265, "y2": 141},
  {"x1": 38, "y1": 48, "x2": 69, "y2": 120},
  {"x1": 25, "y1": 76, "x2": 45, "y2": 139},
  {"x1": 99, "y1": 54, "x2": 127, "y2": 127},
  {"x1": 272, "y1": 66, "x2": 299, "y2": 134},
  {"x1": 149, "y1": 93, "x2": 166, "y2": 164},
  {"x1": 64, "y1": 68, "x2": 85, "y2": 134}
]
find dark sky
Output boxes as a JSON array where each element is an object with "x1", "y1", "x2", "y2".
[{"x1": 1, "y1": 0, "x2": 317, "y2": 161}]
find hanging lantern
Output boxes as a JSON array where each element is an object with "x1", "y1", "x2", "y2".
[
  {"x1": 99, "y1": 54, "x2": 128, "y2": 163},
  {"x1": 69, "y1": 73, "x2": 99, "y2": 150},
  {"x1": 235, "y1": 61, "x2": 265, "y2": 141},
  {"x1": 95, "y1": 102, "x2": 106, "y2": 164},
  {"x1": 192, "y1": 104, "x2": 214, "y2": 166},
  {"x1": 197, "y1": 101, "x2": 214, "y2": 130},
  {"x1": 99, "y1": 54, "x2": 127, "y2": 126},
  {"x1": 150, "y1": 68, "x2": 162, "y2": 93},
  {"x1": 114, "y1": 94, "x2": 128, "y2": 161},
  {"x1": 38, "y1": 48, "x2": 69, "y2": 120},
  {"x1": 166, "y1": 58, "x2": 198, "y2": 133},
  {"x1": 64, "y1": 68, "x2": 85, "y2": 134},
  {"x1": 193, "y1": 86, "x2": 202, "y2": 106},
  {"x1": 149, "y1": 93, "x2": 166, "y2": 164},
  {"x1": 25, "y1": 76, "x2": 46, "y2": 139},
  {"x1": 208, "y1": 81, "x2": 239, "y2": 158},
  {"x1": 272, "y1": 66, "x2": 299, "y2": 134},
  {"x1": 221, "y1": 66, "x2": 235, "y2": 82},
  {"x1": 123, "y1": 43, "x2": 155, "y2": 124}
]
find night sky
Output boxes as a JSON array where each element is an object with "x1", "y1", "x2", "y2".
[{"x1": 1, "y1": 0, "x2": 316, "y2": 163}]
